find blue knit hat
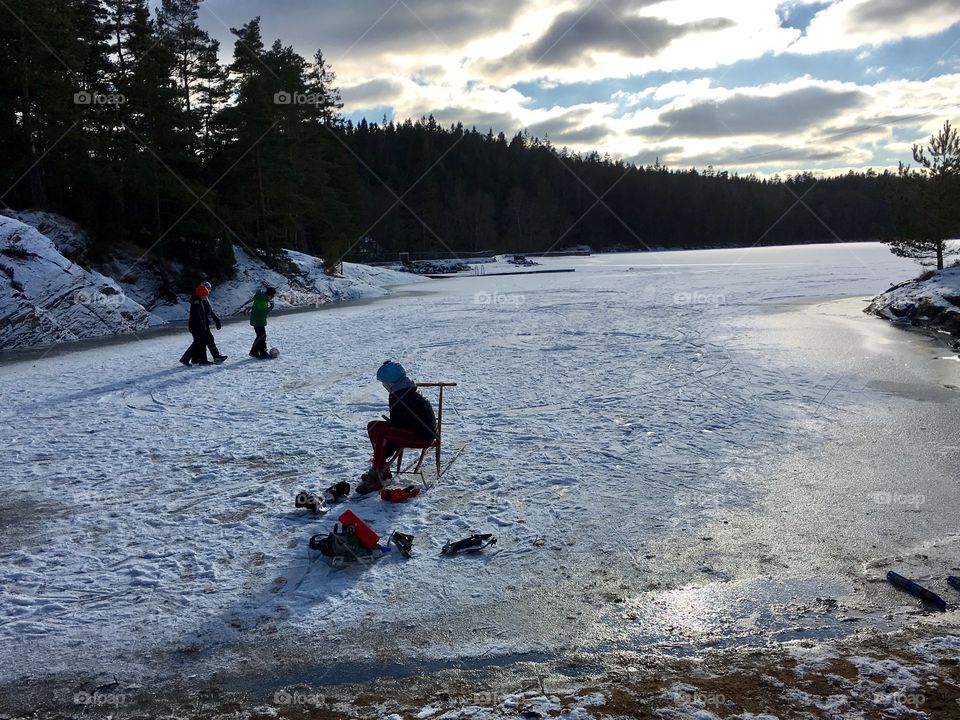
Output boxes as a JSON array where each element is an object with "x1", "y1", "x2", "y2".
[{"x1": 376, "y1": 360, "x2": 407, "y2": 384}]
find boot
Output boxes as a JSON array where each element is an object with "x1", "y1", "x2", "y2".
[
  {"x1": 324, "y1": 481, "x2": 351, "y2": 504},
  {"x1": 356, "y1": 467, "x2": 392, "y2": 495}
]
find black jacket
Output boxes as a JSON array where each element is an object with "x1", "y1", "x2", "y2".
[
  {"x1": 188, "y1": 296, "x2": 220, "y2": 333},
  {"x1": 389, "y1": 386, "x2": 437, "y2": 440}
]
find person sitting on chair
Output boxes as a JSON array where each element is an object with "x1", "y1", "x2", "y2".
[{"x1": 357, "y1": 361, "x2": 436, "y2": 494}]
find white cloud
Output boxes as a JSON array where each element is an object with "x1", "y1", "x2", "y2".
[
  {"x1": 471, "y1": 1, "x2": 799, "y2": 84},
  {"x1": 630, "y1": 80, "x2": 870, "y2": 138},
  {"x1": 604, "y1": 74, "x2": 960, "y2": 172},
  {"x1": 789, "y1": 0, "x2": 960, "y2": 54},
  {"x1": 615, "y1": 78, "x2": 715, "y2": 106},
  {"x1": 205, "y1": 0, "x2": 960, "y2": 175},
  {"x1": 341, "y1": 79, "x2": 406, "y2": 108}
]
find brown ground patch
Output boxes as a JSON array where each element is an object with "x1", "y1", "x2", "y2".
[{"x1": 4, "y1": 622, "x2": 960, "y2": 719}]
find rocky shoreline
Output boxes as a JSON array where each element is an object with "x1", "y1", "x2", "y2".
[
  {"x1": 866, "y1": 267, "x2": 960, "y2": 342},
  {"x1": 4, "y1": 616, "x2": 959, "y2": 719},
  {"x1": 0, "y1": 211, "x2": 419, "y2": 350}
]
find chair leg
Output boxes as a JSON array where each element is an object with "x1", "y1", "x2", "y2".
[
  {"x1": 395, "y1": 448, "x2": 404, "y2": 474},
  {"x1": 435, "y1": 443, "x2": 441, "y2": 476},
  {"x1": 413, "y1": 447, "x2": 428, "y2": 473}
]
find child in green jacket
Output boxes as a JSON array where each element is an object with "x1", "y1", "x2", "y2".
[{"x1": 249, "y1": 287, "x2": 276, "y2": 358}]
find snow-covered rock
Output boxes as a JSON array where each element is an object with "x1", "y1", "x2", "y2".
[
  {"x1": 0, "y1": 214, "x2": 162, "y2": 348},
  {"x1": 1, "y1": 209, "x2": 90, "y2": 262},
  {"x1": 865, "y1": 267, "x2": 960, "y2": 337},
  {"x1": 141, "y1": 246, "x2": 420, "y2": 323},
  {"x1": 0, "y1": 211, "x2": 422, "y2": 349}
]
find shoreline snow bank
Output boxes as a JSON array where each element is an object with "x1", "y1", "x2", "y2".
[
  {"x1": 865, "y1": 267, "x2": 960, "y2": 338},
  {"x1": 0, "y1": 215, "x2": 163, "y2": 348},
  {"x1": 0, "y1": 211, "x2": 422, "y2": 350}
]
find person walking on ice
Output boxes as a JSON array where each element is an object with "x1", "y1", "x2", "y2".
[
  {"x1": 249, "y1": 286, "x2": 276, "y2": 359},
  {"x1": 356, "y1": 361, "x2": 437, "y2": 494},
  {"x1": 180, "y1": 283, "x2": 225, "y2": 366},
  {"x1": 199, "y1": 281, "x2": 227, "y2": 363}
]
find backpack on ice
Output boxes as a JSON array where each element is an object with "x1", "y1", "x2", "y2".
[{"x1": 309, "y1": 512, "x2": 387, "y2": 567}]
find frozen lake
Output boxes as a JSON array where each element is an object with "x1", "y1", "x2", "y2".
[{"x1": 3, "y1": 242, "x2": 959, "y2": 697}]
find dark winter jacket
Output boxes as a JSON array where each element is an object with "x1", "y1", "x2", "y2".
[
  {"x1": 203, "y1": 298, "x2": 220, "y2": 329},
  {"x1": 188, "y1": 295, "x2": 208, "y2": 333},
  {"x1": 188, "y1": 296, "x2": 220, "y2": 333},
  {"x1": 389, "y1": 386, "x2": 437, "y2": 441}
]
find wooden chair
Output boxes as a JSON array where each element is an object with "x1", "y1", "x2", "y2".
[{"x1": 394, "y1": 382, "x2": 457, "y2": 478}]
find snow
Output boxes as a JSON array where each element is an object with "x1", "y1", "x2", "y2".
[
  {"x1": 866, "y1": 266, "x2": 960, "y2": 334},
  {"x1": 145, "y1": 246, "x2": 422, "y2": 323},
  {"x1": 845, "y1": 654, "x2": 934, "y2": 717},
  {"x1": 0, "y1": 214, "x2": 162, "y2": 347},
  {"x1": 422, "y1": 690, "x2": 602, "y2": 719},
  {"x1": 0, "y1": 211, "x2": 422, "y2": 348},
  {"x1": 849, "y1": 656, "x2": 924, "y2": 693},
  {"x1": 2, "y1": 209, "x2": 90, "y2": 260},
  {"x1": 0, "y1": 241, "x2": 940, "y2": 692},
  {"x1": 910, "y1": 634, "x2": 960, "y2": 662},
  {"x1": 784, "y1": 640, "x2": 840, "y2": 675}
]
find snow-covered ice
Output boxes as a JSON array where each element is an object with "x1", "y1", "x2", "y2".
[{"x1": 1, "y1": 241, "x2": 955, "y2": 693}]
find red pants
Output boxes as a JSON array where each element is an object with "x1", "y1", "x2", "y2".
[{"x1": 367, "y1": 420, "x2": 434, "y2": 474}]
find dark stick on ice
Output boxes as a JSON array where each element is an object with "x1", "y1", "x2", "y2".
[{"x1": 886, "y1": 570, "x2": 947, "y2": 610}]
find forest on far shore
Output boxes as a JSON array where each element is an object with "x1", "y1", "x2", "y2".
[{"x1": 1, "y1": 0, "x2": 910, "y2": 283}]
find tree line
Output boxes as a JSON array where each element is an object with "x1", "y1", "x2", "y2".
[
  {"x1": 1, "y1": 0, "x2": 956, "y2": 286},
  {"x1": 1, "y1": 0, "x2": 356, "y2": 280}
]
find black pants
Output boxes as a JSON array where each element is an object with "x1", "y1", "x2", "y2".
[
  {"x1": 182, "y1": 330, "x2": 208, "y2": 363},
  {"x1": 250, "y1": 325, "x2": 267, "y2": 357},
  {"x1": 204, "y1": 329, "x2": 221, "y2": 358}
]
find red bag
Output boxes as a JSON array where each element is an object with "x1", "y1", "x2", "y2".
[
  {"x1": 380, "y1": 486, "x2": 421, "y2": 503},
  {"x1": 338, "y1": 509, "x2": 379, "y2": 550}
]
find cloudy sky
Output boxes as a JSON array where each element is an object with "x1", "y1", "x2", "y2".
[{"x1": 201, "y1": 0, "x2": 960, "y2": 177}]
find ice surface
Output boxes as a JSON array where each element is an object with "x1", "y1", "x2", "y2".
[{"x1": 0, "y1": 242, "x2": 940, "y2": 688}]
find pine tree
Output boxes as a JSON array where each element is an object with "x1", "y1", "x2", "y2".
[
  {"x1": 106, "y1": 0, "x2": 219, "y2": 274},
  {"x1": 216, "y1": 21, "x2": 358, "y2": 266},
  {"x1": 156, "y1": 0, "x2": 222, "y2": 146},
  {"x1": 0, "y1": 0, "x2": 109, "y2": 211},
  {"x1": 885, "y1": 121, "x2": 960, "y2": 269},
  {"x1": 194, "y1": 39, "x2": 228, "y2": 159},
  {"x1": 306, "y1": 50, "x2": 343, "y2": 126}
]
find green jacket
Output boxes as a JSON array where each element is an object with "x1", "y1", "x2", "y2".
[{"x1": 250, "y1": 291, "x2": 273, "y2": 326}]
